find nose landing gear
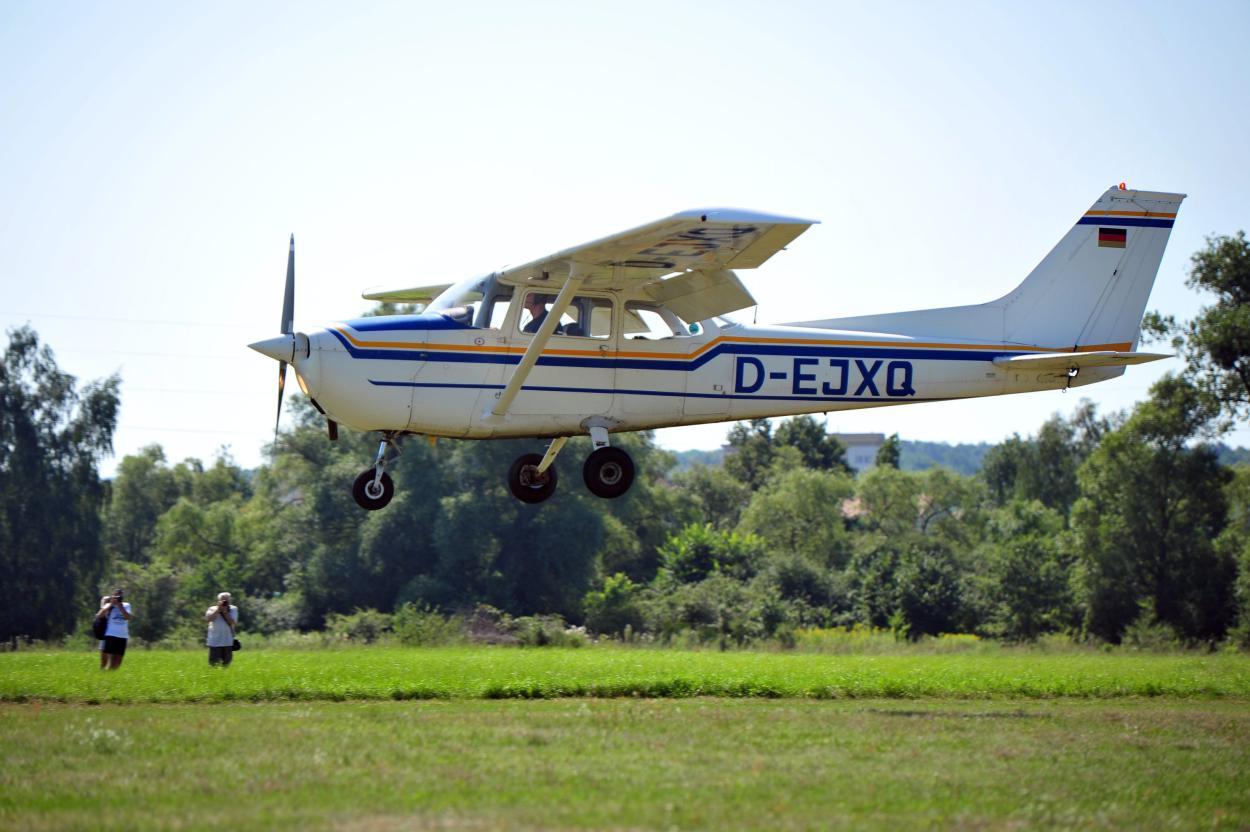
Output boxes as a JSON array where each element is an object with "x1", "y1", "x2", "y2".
[{"x1": 352, "y1": 433, "x2": 400, "y2": 510}]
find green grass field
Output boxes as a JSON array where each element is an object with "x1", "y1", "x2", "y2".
[
  {"x1": 2, "y1": 648, "x2": 1248, "y2": 829},
  {"x1": 2, "y1": 647, "x2": 1248, "y2": 702}
]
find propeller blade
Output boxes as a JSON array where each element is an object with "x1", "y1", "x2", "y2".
[
  {"x1": 281, "y1": 234, "x2": 295, "y2": 335},
  {"x1": 275, "y1": 360, "x2": 288, "y2": 441}
]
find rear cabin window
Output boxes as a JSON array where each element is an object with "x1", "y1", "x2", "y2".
[{"x1": 623, "y1": 302, "x2": 692, "y2": 339}]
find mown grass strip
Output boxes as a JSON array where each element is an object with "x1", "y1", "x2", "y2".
[
  {"x1": 3, "y1": 698, "x2": 1249, "y2": 830},
  {"x1": 2, "y1": 647, "x2": 1248, "y2": 704}
]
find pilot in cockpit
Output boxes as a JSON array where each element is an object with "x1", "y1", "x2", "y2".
[{"x1": 521, "y1": 293, "x2": 561, "y2": 335}]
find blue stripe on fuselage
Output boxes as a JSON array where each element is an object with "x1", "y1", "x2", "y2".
[
  {"x1": 368, "y1": 378, "x2": 953, "y2": 404},
  {"x1": 329, "y1": 328, "x2": 1025, "y2": 371}
]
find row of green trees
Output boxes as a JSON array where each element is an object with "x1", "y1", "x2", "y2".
[{"x1": 2, "y1": 232, "x2": 1248, "y2": 647}]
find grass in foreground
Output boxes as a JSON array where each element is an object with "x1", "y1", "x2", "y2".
[
  {"x1": 1, "y1": 698, "x2": 1247, "y2": 830},
  {"x1": 1, "y1": 647, "x2": 1248, "y2": 703}
]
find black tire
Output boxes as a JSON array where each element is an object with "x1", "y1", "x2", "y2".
[
  {"x1": 508, "y1": 453, "x2": 558, "y2": 503},
  {"x1": 352, "y1": 469, "x2": 395, "y2": 510},
  {"x1": 582, "y1": 447, "x2": 635, "y2": 499}
]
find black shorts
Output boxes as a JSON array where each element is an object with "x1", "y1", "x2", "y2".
[{"x1": 101, "y1": 636, "x2": 127, "y2": 656}]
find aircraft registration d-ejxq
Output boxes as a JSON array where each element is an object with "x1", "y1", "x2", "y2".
[{"x1": 249, "y1": 185, "x2": 1184, "y2": 509}]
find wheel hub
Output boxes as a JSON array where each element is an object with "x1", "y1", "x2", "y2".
[
  {"x1": 599, "y1": 462, "x2": 622, "y2": 485},
  {"x1": 520, "y1": 465, "x2": 549, "y2": 489}
]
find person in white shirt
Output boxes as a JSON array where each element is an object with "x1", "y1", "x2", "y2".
[
  {"x1": 205, "y1": 592, "x2": 239, "y2": 667},
  {"x1": 96, "y1": 588, "x2": 133, "y2": 670}
]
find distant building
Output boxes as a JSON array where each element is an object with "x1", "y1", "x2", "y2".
[{"x1": 831, "y1": 433, "x2": 886, "y2": 474}]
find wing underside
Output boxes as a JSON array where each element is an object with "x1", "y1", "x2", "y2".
[{"x1": 362, "y1": 208, "x2": 817, "y2": 319}]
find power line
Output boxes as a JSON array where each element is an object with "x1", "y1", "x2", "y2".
[
  {"x1": 0, "y1": 310, "x2": 256, "y2": 329},
  {"x1": 117, "y1": 425, "x2": 270, "y2": 436},
  {"x1": 124, "y1": 387, "x2": 269, "y2": 396},
  {"x1": 54, "y1": 347, "x2": 253, "y2": 361}
]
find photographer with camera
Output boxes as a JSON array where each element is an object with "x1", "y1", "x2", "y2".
[
  {"x1": 205, "y1": 592, "x2": 239, "y2": 667},
  {"x1": 96, "y1": 588, "x2": 133, "y2": 670}
]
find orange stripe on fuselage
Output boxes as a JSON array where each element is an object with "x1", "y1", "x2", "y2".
[{"x1": 335, "y1": 327, "x2": 1131, "y2": 361}]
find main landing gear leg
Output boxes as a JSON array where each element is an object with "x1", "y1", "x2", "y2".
[
  {"x1": 582, "y1": 426, "x2": 635, "y2": 499},
  {"x1": 353, "y1": 432, "x2": 399, "y2": 510},
  {"x1": 508, "y1": 437, "x2": 566, "y2": 504}
]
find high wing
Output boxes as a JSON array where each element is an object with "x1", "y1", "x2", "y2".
[
  {"x1": 499, "y1": 208, "x2": 818, "y2": 282},
  {"x1": 498, "y1": 208, "x2": 817, "y2": 320},
  {"x1": 364, "y1": 208, "x2": 818, "y2": 320}
]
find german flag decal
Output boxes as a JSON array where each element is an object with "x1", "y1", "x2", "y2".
[{"x1": 1098, "y1": 228, "x2": 1127, "y2": 248}]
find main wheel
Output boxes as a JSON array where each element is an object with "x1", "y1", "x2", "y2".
[
  {"x1": 352, "y1": 469, "x2": 395, "y2": 510},
  {"x1": 582, "y1": 447, "x2": 635, "y2": 499},
  {"x1": 507, "y1": 453, "x2": 558, "y2": 503}
]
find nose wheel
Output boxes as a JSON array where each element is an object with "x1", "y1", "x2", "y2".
[
  {"x1": 352, "y1": 433, "x2": 399, "y2": 510},
  {"x1": 352, "y1": 469, "x2": 394, "y2": 510}
]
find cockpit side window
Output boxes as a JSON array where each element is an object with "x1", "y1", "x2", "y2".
[
  {"x1": 475, "y1": 283, "x2": 514, "y2": 329},
  {"x1": 520, "y1": 292, "x2": 613, "y2": 339}
]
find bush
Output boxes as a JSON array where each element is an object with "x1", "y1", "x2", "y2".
[
  {"x1": 658, "y1": 524, "x2": 765, "y2": 584},
  {"x1": 247, "y1": 593, "x2": 308, "y2": 635},
  {"x1": 1122, "y1": 608, "x2": 1182, "y2": 652},
  {"x1": 325, "y1": 608, "x2": 392, "y2": 644},
  {"x1": 510, "y1": 615, "x2": 587, "y2": 647},
  {"x1": 392, "y1": 603, "x2": 463, "y2": 646},
  {"x1": 583, "y1": 573, "x2": 645, "y2": 636},
  {"x1": 645, "y1": 574, "x2": 786, "y2": 648}
]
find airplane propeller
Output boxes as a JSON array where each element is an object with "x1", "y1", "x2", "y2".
[
  {"x1": 276, "y1": 233, "x2": 295, "y2": 441},
  {"x1": 247, "y1": 235, "x2": 299, "y2": 446}
]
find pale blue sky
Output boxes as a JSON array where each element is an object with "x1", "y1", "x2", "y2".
[{"x1": 2, "y1": 1, "x2": 1248, "y2": 473}]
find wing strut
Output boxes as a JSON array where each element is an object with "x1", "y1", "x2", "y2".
[{"x1": 487, "y1": 265, "x2": 588, "y2": 420}]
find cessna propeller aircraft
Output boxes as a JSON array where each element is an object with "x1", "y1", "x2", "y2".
[{"x1": 249, "y1": 185, "x2": 1184, "y2": 509}]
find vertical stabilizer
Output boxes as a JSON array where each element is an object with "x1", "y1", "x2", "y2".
[{"x1": 997, "y1": 187, "x2": 1184, "y2": 349}]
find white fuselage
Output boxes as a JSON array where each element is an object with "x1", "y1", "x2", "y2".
[{"x1": 293, "y1": 312, "x2": 1123, "y2": 440}]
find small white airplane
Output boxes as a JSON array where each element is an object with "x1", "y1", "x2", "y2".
[{"x1": 250, "y1": 185, "x2": 1184, "y2": 509}]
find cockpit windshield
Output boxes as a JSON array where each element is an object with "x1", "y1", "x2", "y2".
[
  {"x1": 427, "y1": 274, "x2": 495, "y2": 313},
  {"x1": 426, "y1": 273, "x2": 515, "y2": 329}
]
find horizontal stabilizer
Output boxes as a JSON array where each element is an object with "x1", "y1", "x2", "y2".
[{"x1": 991, "y1": 351, "x2": 1170, "y2": 371}]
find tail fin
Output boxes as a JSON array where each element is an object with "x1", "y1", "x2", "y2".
[{"x1": 792, "y1": 186, "x2": 1186, "y2": 350}]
